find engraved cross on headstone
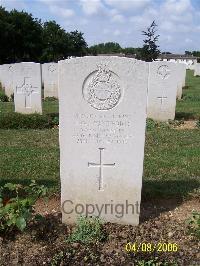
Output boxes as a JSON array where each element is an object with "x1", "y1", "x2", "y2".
[
  {"x1": 16, "y1": 77, "x2": 38, "y2": 108},
  {"x1": 88, "y1": 148, "x2": 115, "y2": 191},
  {"x1": 157, "y1": 96, "x2": 167, "y2": 105}
]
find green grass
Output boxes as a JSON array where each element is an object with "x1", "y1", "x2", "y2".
[
  {"x1": 0, "y1": 127, "x2": 199, "y2": 198},
  {"x1": 0, "y1": 129, "x2": 59, "y2": 189},
  {"x1": 0, "y1": 100, "x2": 59, "y2": 115},
  {"x1": 176, "y1": 70, "x2": 200, "y2": 119},
  {"x1": 143, "y1": 127, "x2": 200, "y2": 198}
]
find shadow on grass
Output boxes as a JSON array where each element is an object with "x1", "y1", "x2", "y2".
[
  {"x1": 175, "y1": 111, "x2": 196, "y2": 120},
  {"x1": 140, "y1": 178, "x2": 200, "y2": 222}
]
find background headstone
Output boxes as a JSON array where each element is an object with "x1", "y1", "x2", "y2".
[
  {"x1": 176, "y1": 63, "x2": 186, "y2": 100},
  {"x1": 59, "y1": 56, "x2": 148, "y2": 225},
  {"x1": 13, "y1": 62, "x2": 42, "y2": 114},
  {"x1": 147, "y1": 61, "x2": 178, "y2": 121},
  {"x1": 194, "y1": 63, "x2": 200, "y2": 76},
  {"x1": 0, "y1": 64, "x2": 14, "y2": 98},
  {"x1": 42, "y1": 63, "x2": 58, "y2": 99}
]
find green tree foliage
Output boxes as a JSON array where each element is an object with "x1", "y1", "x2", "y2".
[
  {"x1": 140, "y1": 21, "x2": 160, "y2": 62},
  {"x1": 0, "y1": 7, "x2": 13, "y2": 64},
  {"x1": 192, "y1": 51, "x2": 200, "y2": 57},
  {"x1": 69, "y1": 30, "x2": 87, "y2": 57},
  {"x1": 88, "y1": 42, "x2": 122, "y2": 55},
  {"x1": 123, "y1": 47, "x2": 141, "y2": 55},
  {"x1": 41, "y1": 22, "x2": 87, "y2": 62},
  {"x1": 185, "y1": 50, "x2": 192, "y2": 55},
  {"x1": 41, "y1": 21, "x2": 70, "y2": 62},
  {"x1": 8, "y1": 9, "x2": 43, "y2": 62},
  {"x1": 0, "y1": 7, "x2": 88, "y2": 63}
]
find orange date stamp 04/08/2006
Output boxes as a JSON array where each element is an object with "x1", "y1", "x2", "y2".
[{"x1": 125, "y1": 242, "x2": 179, "y2": 253}]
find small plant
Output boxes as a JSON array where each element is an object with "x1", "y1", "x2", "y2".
[
  {"x1": 45, "y1": 96, "x2": 58, "y2": 101},
  {"x1": 0, "y1": 90, "x2": 9, "y2": 102},
  {"x1": 51, "y1": 251, "x2": 64, "y2": 266},
  {"x1": 146, "y1": 119, "x2": 169, "y2": 130},
  {"x1": 186, "y1": 211, "x2": 200, "y2": 239},
  {"x1": 67, "y1": 216, "x2": 106, "y2": 244},
  {"x1": 0, "y1": 180, "x2": 48, "y2": 234},
  {"x1": 146, "y1": 119, "x2": 157, "y2": 130},
  {"x1": 168, "y1": 119, "x2": 184, "y2": 127},
  {"x1": 52, "y1": 116, "x2": 59, "y2": 126}
]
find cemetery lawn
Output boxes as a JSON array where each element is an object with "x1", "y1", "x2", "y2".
[
  {"x1": 176, "y1": 70, "x2": 200, "y2": 119},
  {"x1": 0, "y1": 129, "x2": 59, "y2": 190},
  {"x1": 0, "y1": 127, "x2": 199, "y2": 198},
  {"x1": 0, "y1": 99, "x2": 59, "y2": 114}
]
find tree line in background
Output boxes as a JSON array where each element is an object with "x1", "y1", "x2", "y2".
[
  {"x1": 0, "y1": 7, "x2": 161, "y2": 64},
  {"x1": 1, "y1": 6, "x2": 198, "y2": 64},
  {"x1": 0, "y1": 6, "x2": 87, "y2": 64}
]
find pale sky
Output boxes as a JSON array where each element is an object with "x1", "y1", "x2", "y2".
[{"x1": 1, "y1": 0, "x2": 200, "y2": 53}]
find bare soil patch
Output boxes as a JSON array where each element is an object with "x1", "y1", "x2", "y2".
[
  {"x1": 174, "y1": 120, "x2": 198, "y2": 130},
  {"x1": 0, "y1": 196, "x2": 199, "y2": 266}
]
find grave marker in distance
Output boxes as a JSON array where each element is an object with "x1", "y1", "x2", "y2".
[{"x1": 13, "y1": 62, "x2": 42, "y2": 114}]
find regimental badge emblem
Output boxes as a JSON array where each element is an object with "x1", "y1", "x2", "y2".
[
  {"x1": 157, "y1": 65, "x2": 170, "y2": 80},
  {"x1": 82, "y1": 63, "x2": 121, "y2": 110},
  {"x1": 48, "y1": 64, "x2": 56, "y2": 72}
]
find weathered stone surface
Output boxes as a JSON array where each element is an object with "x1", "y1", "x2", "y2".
[
  {"x1": 13, "y1": 62, "x2": 42, "y2": 114},
  {"x1": 59, "y1": 56, "x2": 148, "y2": 225},
  {"x1": 42, "y1": 63, "x2": 58, "y2": 98},
  {"x1": 147, "y1": 62, "x2": 178, "y2": 121}
]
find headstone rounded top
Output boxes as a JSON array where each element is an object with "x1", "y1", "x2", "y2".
[{"x1": 82, "y1": 63, "x2": 121, "y2": 110}]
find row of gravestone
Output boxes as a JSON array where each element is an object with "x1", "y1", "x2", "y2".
[
  {"x1": 0, "y1": 62, "x2": 58, "y2": 99},
  {"x1": 0, "y1": 59, "x2": 186, "y2": 122}
]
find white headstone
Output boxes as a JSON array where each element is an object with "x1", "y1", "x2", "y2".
[
  {"x1": 181, "y1": 64, "x2": 186, "y2": 88},
  {"x1": 147, "y1": 62, "x2": 178, "y2": 121},
  {"x1": 13, "y1": 62, "x2": 42, "y2": 114},
  {"x1": 0, "y1": 64, "x2": 14, "y2": 98},
  {"x1": 194, "y1": 63, "x2": 200, "y2": 76},
  {"x1": 59, "y1": 56, "x2": 148, "y2": 225},
  {"x1": 176, "y1": 63, "x2": 186, "y2": 100},
  {"x1": 42, "y1": 63, "x2": 58, "y2": 98}
]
